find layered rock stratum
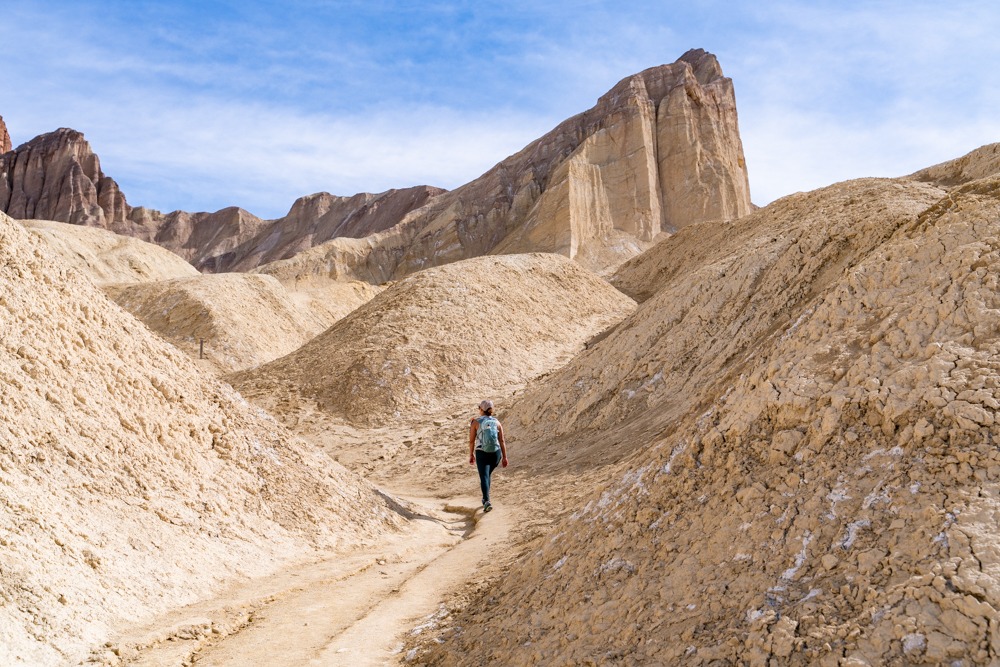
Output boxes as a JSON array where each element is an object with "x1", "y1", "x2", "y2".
[
  {"x1": 417, "y1": 144, "x2": 1000, "y2": 665},
  {"x1": 232, "y1": 253, "x2": 637, "y2": 426},
  {"x1": 0, "y1": 210, "x2": 400, "y2": 665}
]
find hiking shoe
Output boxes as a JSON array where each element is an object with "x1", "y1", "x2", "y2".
[{"x1": 484, "y1": 501, "x2": 493, "y2": 513}]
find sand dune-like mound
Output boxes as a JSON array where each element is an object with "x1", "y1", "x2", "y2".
[
  {"x1": 0, "y1": 212, "x2": 399, "y2": 665},
  {"x1": 423, "y1": 162, "x2": 1000, "y2": 664},
  {"x1": 105, "y1": 273, "x2": 379, "y2": 373},
  {"x1": 21, "y1": 218, "x2": 198, "y2": 285},
  {"x1": 232, "y1": 253, "x2": 636, "y2": 425}
]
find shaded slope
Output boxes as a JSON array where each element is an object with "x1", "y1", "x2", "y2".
[
  {"x1": 909, "y1": 142, "x2": 1000, "y2": 188},
  {"x1": 422, "y1": 163, "x2": 1000, "y2": 664},
  {"x1": 0, "y1": 212, "x2": 399, "y2": 665},
  {"x1": 232, "y1": 253, "x2": 636, "y2": 426}
]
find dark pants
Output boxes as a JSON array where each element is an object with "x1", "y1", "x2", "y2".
[{"x1": 475, "y1": 449, "x2": 501, "y2": 503}]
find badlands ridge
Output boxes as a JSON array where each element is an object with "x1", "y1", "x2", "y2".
[{"x1": 3, "y1": 51, "x2": 1000, "y2": 666}]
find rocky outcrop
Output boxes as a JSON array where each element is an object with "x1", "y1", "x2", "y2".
[
  {"x1": 908, "y1": 142, "x2": 1000, "y2": 188},
  {"x1": 260, "y1": 49, "x2": 752, "y2": 283},
  {"x1": 0, "y1": 126, "x2": 442, "y2": 272},
  {"x1": 0, "y1": 116, "x2": 10, "y2": 154},
  {"x1": 181, "y1": 185, "x2": 443, "y2": 272},
  {"x1": 0, "y1": 128, "x2": 130, "y2": 231}
]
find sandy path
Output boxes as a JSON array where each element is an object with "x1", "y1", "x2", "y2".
[
  {"x1": 113, "y1": 489, "x2": 514, "y2": 667},
  {"x1": 109, "y1": 399, "x2": 535, "y2": 667}
]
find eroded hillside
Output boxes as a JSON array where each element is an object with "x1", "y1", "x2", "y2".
[
  {"x1": 418, "y1": 148, "x2": 1000, "y2": 665},
  {"x1": 0, "y1": 211, "x2": 400, "y2": 665},
  {"x1": 231, "y1": 253, "x2": 636, "y2": 426},
  {"x1": 105, "y1": 273, "x2": 378, "y2": 373},
  {"x1": 22, "y1": 218, "x2": 199, "y2": 285}
]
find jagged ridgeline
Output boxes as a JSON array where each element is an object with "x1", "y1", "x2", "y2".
[{"x1": 1, "y1": 50, "x2": 751, "y2": 279}]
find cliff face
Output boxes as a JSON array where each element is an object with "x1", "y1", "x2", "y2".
[
  {"x1": 260, "y1": 49, "x2": 752, "y2": 284},
  {"x1": 0, "y1": 129, "x2": 130, "y2": 232}
]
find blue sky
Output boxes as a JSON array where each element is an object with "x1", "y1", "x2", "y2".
[{"x1": 3, "y1": 1, "x2": 999, "y2": 218}]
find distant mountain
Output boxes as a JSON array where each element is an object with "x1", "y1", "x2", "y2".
[
  {"x1": 0, "y1": 126, "x2": 442, "y2": 272},
  {"x1": 1, "y1": 49, "x2": 751, "y2": 279},
  {"x1": 260, "y1": 49, "x2": 753, "y2": 283}
]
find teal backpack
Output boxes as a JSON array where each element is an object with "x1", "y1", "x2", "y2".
[{"x1": 476, "y1": 416, "x2": 501, "y2": 453}]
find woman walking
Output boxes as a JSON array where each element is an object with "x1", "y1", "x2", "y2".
[{"x1": 469, "y1": 399, "x2": 508, "y2": 512}]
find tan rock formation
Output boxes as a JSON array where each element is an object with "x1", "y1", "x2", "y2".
[
  {"x1": 258, "y1": 49, "x2": 751, "y2": 284},
  {"x1": 0, "y1": 211, "x2": 400, "y2": 665},
  {"x1": 0, "y1": 128, "x2": 129, "y2": 230},
  {"x1": 0, "y1": 115, "x2": 11, "y2": 154},
  {"x1": 232, "y1": 253, "x2": 636, "y2": 425},
  {"x1": 420, "y1": 153, "x2": 1000, "y2": 665}
]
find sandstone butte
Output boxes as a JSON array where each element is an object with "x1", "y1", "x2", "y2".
[
  {"x1": 0, "y1": 49, "x2": 751, "y2": 282},
  {"x1": 258, "y1": 48, "x2": 752, "y2": 283},
  {"x1": 415, "y1": 143, "x2": 1000, "y2": 666}
]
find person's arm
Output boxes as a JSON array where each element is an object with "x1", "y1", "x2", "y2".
[
  {"x1": 498, "y1": 422, "x2": 509, "y2": 467},
  {"x1": 469, "y1": 418, "x2": 478, "y2": 465}
]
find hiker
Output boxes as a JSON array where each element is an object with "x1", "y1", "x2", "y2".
[{"x1": 469, "y1": 399, "x2": 508, "y2": 512}]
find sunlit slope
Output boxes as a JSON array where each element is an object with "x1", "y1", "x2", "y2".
[
  {"x1": 425, "y1": 162, "x2": 1000, "y2": 664},
  {"x1": 106, "y1": 273, "x2": 376, "y2": 373},
  {"x1": 21, "y1": 217, "x2": 199, "y2": 285},
  {"x1": 232, "y1": 253, "x2": 636, "y2": 425},
  {"x1": 0, "y1": 213, "x2": 398, "y2": 665}
]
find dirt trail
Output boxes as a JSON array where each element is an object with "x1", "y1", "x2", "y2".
[
  {"x1": 111, "y1": 399, "x2": 531, "y2": 667},
  {"x1": 112, "y1": 491, "x2": 509, "y2": 666}
]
